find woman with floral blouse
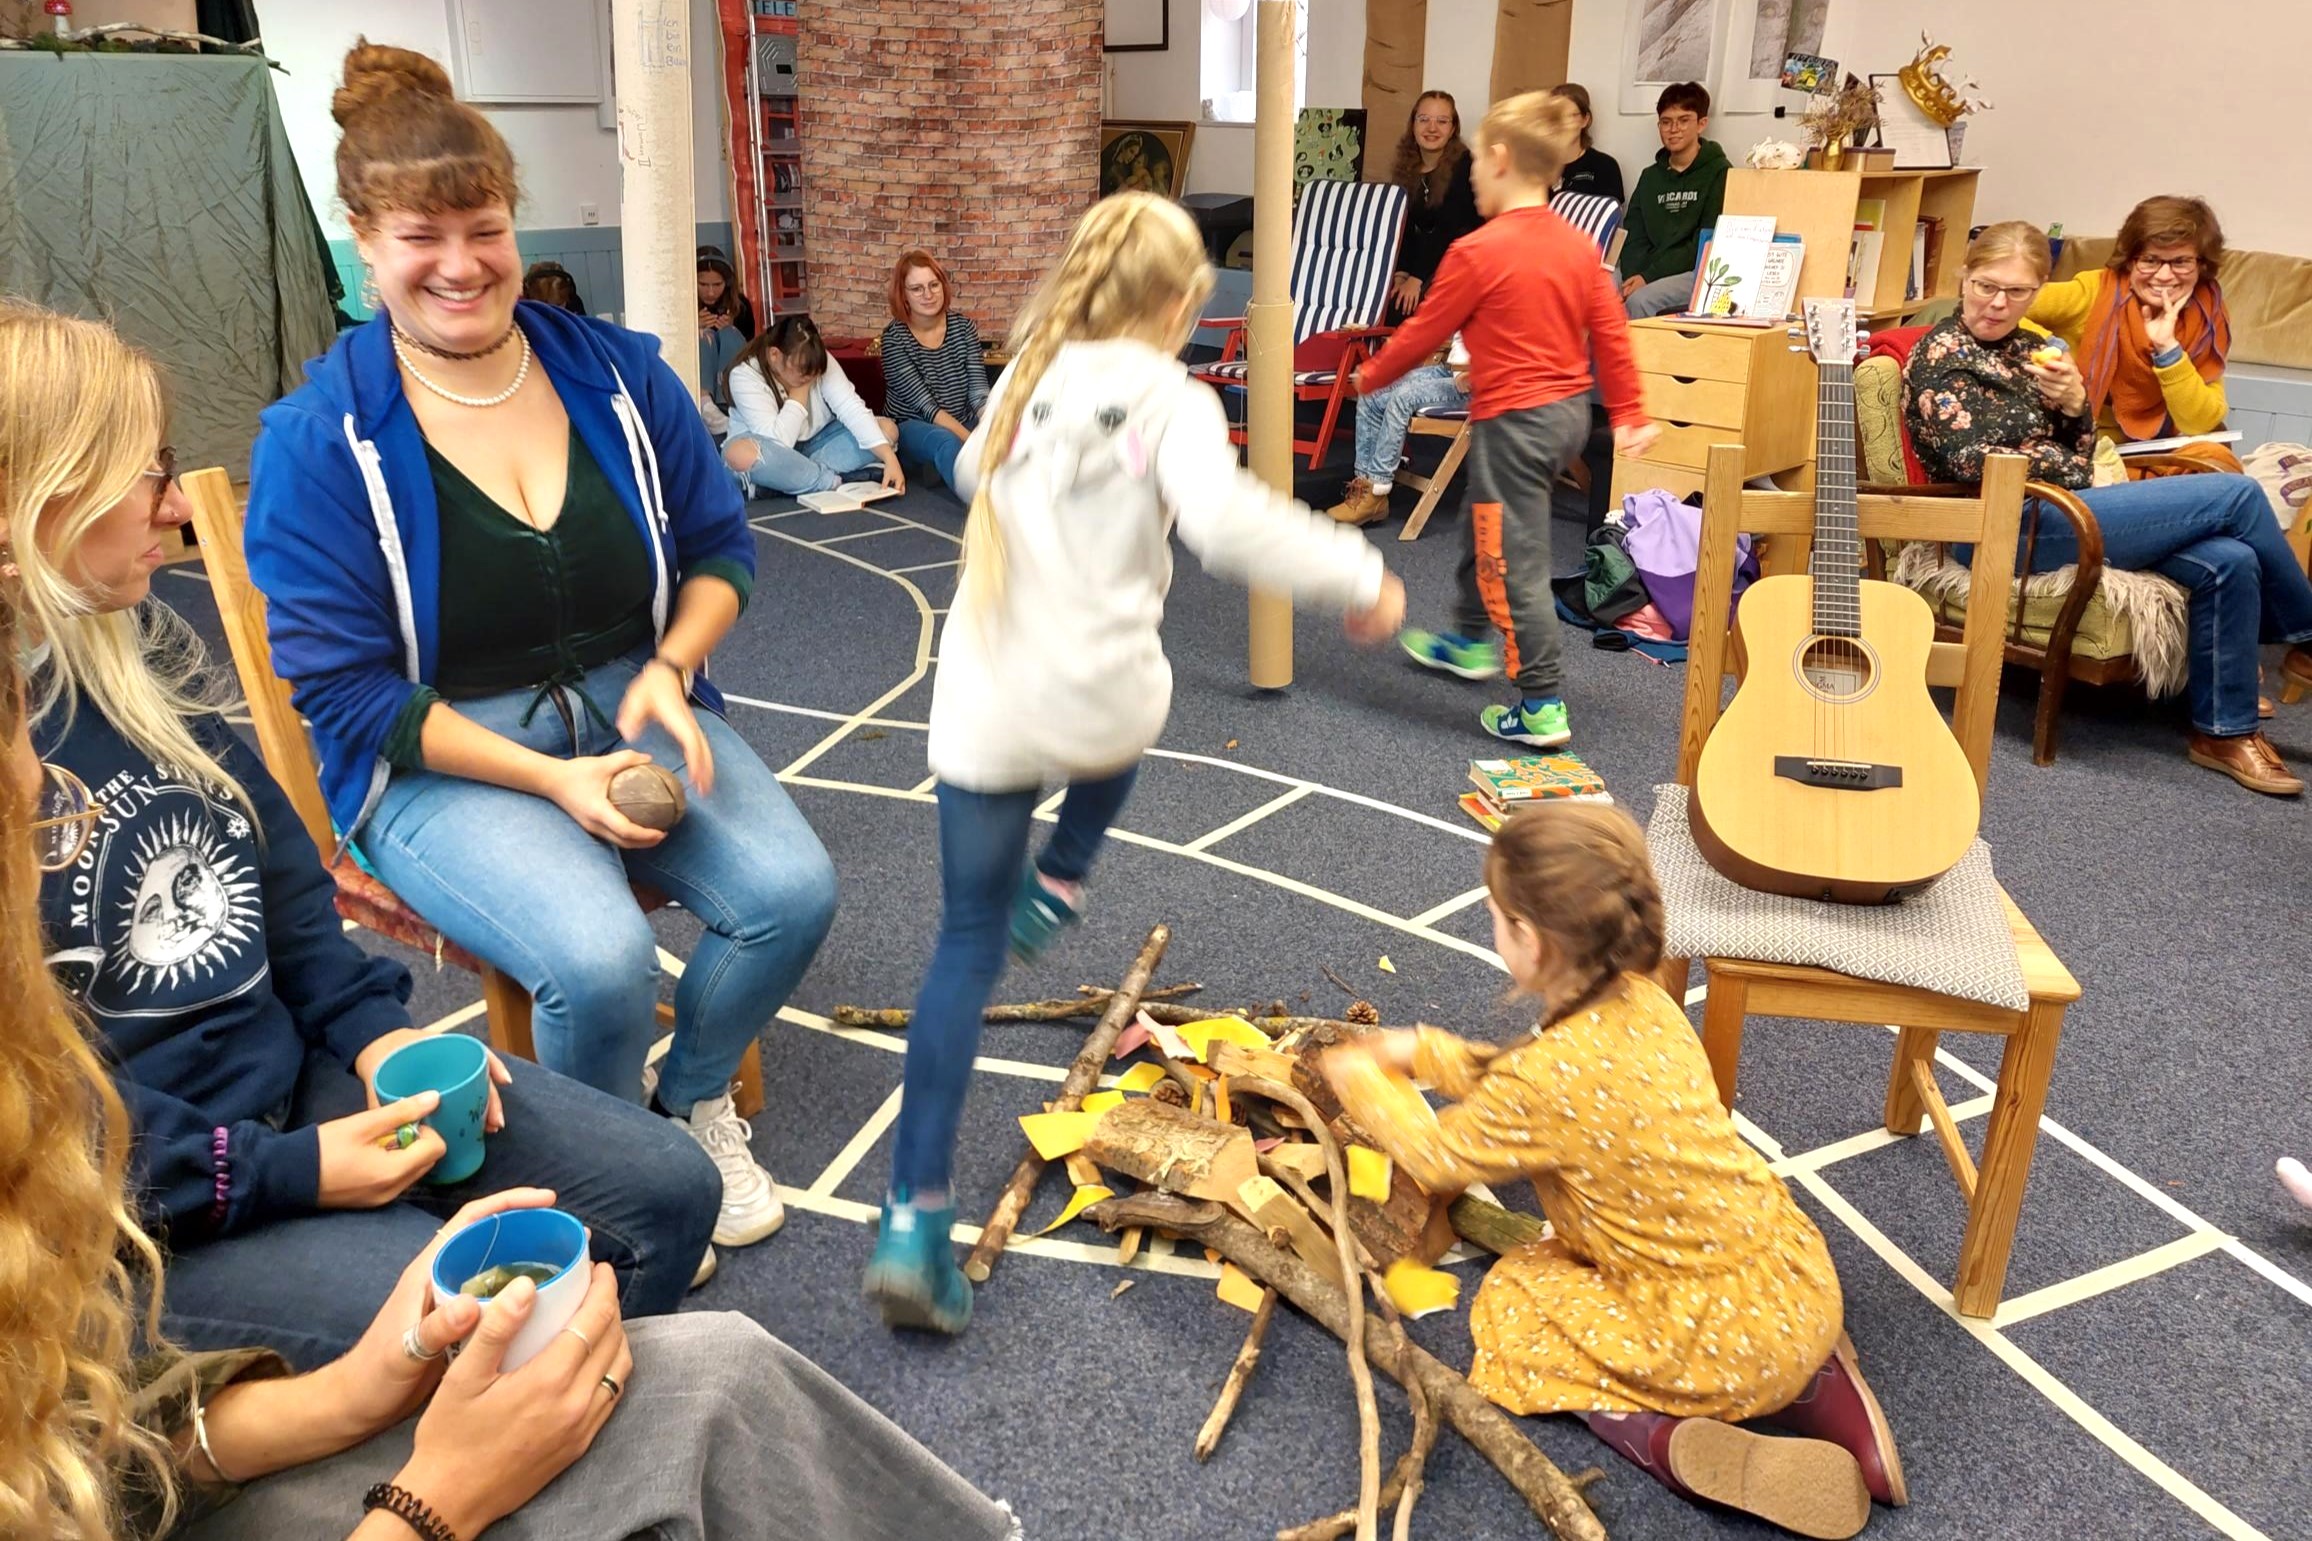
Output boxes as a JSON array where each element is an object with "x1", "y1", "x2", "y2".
[{"x1": 1905, "y1": 221, "x2": 2312, "y2": 797}]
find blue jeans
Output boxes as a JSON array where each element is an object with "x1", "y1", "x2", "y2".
[
  {"x1": 699, "y1": 325, "x2": 747, "y2": 407},
  {"x1": 895, "y1": 416, "x2": 967, "y2": 491},
  {"x1": 363, "y1": 649, "x2": 837, "y2": 1110},
  {"x1": 2022, "y1": 473, "x2": 2312, "y2": 736},
  {"x1": 734, "y1": 421, "x2": 880, "y2": 496},
  {"x1": 159, "y1": 1050, "x2": 720, "y2": 1369},
  {"x1": 1625, "y1": 271, "x2": 1696, "y2": 318},
  {"x1": 889, "y1": 767, "x2": 1139, "y2": 1196},
  {"x1": 1355, "y1": 363, "x2": 1469, "y2": 485}
]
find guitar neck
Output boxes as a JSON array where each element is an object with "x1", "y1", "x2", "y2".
[{"x1": 1811, "y1": 360, "x2": 1860, "y2": 638}]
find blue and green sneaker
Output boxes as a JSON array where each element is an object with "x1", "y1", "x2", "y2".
[
  {"x1": 1480, "y1": 698, "x2": 1571, "y2": 748},
  {"x1": 1008, "y1": 869, "x2": 1083, "y2": 963},
  {"x1": 864, "y1": 1194, "x2": 973, "y2": 1335},
  {"x1": 1399, "y1": 629, "x2": 1502, "y2": 680}
]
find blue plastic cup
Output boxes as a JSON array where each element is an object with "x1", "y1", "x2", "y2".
[
  {"x1": 371, "y1": 1033, "x2": 491, "y2": 1185},
  {"x1": 429, "y1": 1207, "x2": 591, "y2": 1371}
]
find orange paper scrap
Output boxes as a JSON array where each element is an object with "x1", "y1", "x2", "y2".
[
  {"x1": 1216, "y1": 1262, "x2": 1268, "y2": 1312},
  {"x1": 1347, "y1": 1145, "x2": 1393, "y2": 1201}
]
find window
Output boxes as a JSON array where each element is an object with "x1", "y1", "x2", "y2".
[{"x1": 1200, "y1": 0, "x2": 1307, "y2": 125}]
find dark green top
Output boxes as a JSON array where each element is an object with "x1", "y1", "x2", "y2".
[{"x1": 382, "y1": 432, "x2": 655, "y2": 767}]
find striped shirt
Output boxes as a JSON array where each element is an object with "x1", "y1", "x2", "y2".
[{"x1": 880, "y1": 314, "x2": 990, "y2": 427}]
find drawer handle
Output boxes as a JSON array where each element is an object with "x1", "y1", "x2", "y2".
[{"x1": 1670, "y1": 374, "x2": 1700, "y2": 384}]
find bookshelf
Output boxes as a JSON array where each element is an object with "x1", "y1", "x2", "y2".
[{"x1": 1723, "y1": 167, "x2": 1980, "y2": 324}]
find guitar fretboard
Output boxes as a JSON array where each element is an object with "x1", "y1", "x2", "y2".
[{"x1": 1809, "y1": 361, "x2": 1860, "y2": 638}]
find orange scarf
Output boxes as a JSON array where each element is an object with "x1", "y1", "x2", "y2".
[{"x1": 2080, "y1": 269, "x2": 2230, "y2": 442}]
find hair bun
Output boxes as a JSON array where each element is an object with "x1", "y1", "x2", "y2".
[{"x1": 332, "y1": 40, "x2": 454, "y2": 128}]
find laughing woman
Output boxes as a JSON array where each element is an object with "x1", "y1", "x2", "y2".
[{"x1": 244, "y1": 42, "x2": 837, "y2": 1258}]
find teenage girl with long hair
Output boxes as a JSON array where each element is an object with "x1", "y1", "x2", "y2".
[{"x1": 722, "y1": 313, "x2": 906, "y2": 497}]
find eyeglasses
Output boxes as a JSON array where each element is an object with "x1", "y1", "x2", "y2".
[
  {"x1": 1965, "y1": 276, "x2": 2041, "y2": 305},
  {"x1": 143, "y1": 446, "x2": 177, "y2": 519},
  {"x1": 2132, "y1": 254, "x2": 2200, "y2": 276},
  {"x1": 30, "y1": 762, "x2": 105, "y2": 873}
]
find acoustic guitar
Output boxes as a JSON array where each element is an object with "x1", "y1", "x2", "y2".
[{"x1": 1689, "y1": 298, "x2": 1980, "y2": 905}]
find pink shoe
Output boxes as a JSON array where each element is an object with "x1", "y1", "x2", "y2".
[{"x1": 1762, "y1": 1334, "x2": 1909, "y2": 1506}]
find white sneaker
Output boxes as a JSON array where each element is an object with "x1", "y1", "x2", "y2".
[
  {"x1": 691, "y1": 1244, "x2": 718, "y2": 1288},
  {"x1": 641, "y1": 1031, "x2": 673, "y2": 1104},
  {"x1": 671, "y1": 1090, "x2": 785, "y2": 1246}
]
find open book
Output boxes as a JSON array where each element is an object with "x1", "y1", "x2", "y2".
[
  {"x1": 2114, "y1": 430, "x2": 2243, "y2": 458},
  {"x1": 797, "y1": 482, "x2": 902, "y2": 514}
]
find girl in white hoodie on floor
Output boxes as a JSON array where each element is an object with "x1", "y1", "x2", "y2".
[{"x1": 864, "y1": 192, "x2": 1407, "y2": 1334}]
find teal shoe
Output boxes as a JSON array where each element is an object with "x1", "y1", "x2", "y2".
[
  {"x1": 1008, "y1": 868, "x2": 1083, "y2": 964},
  {"x1": 1481, "y1": 698, "x2": 1571, "y2": 748},
  {"x1": 864, "y1": 1195, "x2": 973, "y2": 1335},
  {"x1": 1400, "y1": 628, "x2": 1502, "y2": 680}
]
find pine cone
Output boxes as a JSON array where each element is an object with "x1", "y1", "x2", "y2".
[{"x1": 1345, "y1": 1000, "x2": 1380, "y2": 1026}]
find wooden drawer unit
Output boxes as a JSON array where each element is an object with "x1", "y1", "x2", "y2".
[{"x1": 1612, "y1": 317, "x2": 1818, "y2": 508}]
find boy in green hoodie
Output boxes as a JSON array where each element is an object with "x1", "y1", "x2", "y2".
[{"x1": 1617, "y1": 82, "x2": 1729, "y2": 319}]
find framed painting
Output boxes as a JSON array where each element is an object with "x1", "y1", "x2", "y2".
[
  {"x1": 1099, "y1": 120, "x2": 1197, "y2": 200},
  {"x1": 1103, "y1": 0, "x2": 1168, "y2": 53},
  {"x1": 1618, "y1": 0, "x2": 1729, "y2": 116}
]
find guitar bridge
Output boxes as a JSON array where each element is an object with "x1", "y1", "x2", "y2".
[{"x1": 1773, "y1": 756, "x2": 1903, "y2": 790}]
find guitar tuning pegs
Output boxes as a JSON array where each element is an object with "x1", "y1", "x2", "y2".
[
  {"x1": 1789, "y1": 343, "x2": 1809, "y2": 353},
  {"x1": 1786, "y1": 326, "x2": 1806, "y2": 340}
]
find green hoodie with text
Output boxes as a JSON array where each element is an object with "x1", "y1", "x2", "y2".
[{"x1": 1617, "y1": 138, "x2": 1729, "y2": 285}]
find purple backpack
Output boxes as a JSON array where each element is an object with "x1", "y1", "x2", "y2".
[{"x1": 1620, "y1": 490, "x2": 1756, "y2": 640}]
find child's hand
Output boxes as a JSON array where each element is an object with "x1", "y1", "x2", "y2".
[
  {"x1": 1344, "y1": 573, "x2": 1406, "y2": 645},
  {"x1": 1349, "y1": 365, "x2": 1369, "y2": 396},
  {"x1": 1613, "y1": 421, "x2": 1662, "y2": 461}
]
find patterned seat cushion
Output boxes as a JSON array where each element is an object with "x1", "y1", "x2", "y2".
[
  {"x1": 328, "y1": 856, "x2": 672, "y2": 976},
  {"x1": 1196, "y1": 362, "x2": 1338, "y2": 386}
]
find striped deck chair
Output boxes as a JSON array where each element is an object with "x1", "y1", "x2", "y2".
[
  {"x1": 1399, "y1": 190, "x2": 1627, "y2": 542},
  {"x1": 1194, "y1": 179, "x2": 1408, "y2": 471}
]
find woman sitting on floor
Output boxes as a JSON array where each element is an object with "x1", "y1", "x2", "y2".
[
  {"x1": 2, "y1": 300, "x2": 720, "y2": 1367},
  {"x1": 697, "y1": 249, "x2": 755, "y2": 412},
  {"x1": 879, "y1": 248, "x2": 990, "y2": 492},
  {"x1": 723, "y1": 313, "x2": 904, "y2": 498},
  {"x1": 244, "y1": 43, "x2": 838, "y2": 1258},
  {"x1": 1905, "y1": 221, "x2": 2312, "y2": 796},
  {"x1": 2025, "y1": 196, "x2": 2236, "y2": 461},
  {"x1": 1322, "y1": 803, "x2": 1904, "y2": 1540},
  {"x1": 0, "y1": 597, "x2": 1022, "y2": 1541}
]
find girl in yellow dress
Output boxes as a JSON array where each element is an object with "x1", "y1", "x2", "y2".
[{"x1": 1323, "y1": 803, "x2": 1906, "y2": 1539}]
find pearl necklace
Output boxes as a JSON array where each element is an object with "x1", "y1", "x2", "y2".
[{"x1": 393, "y1": 327, "x2": 532, "y2": 409}]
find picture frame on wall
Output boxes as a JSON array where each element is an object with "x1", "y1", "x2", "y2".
[
  {"x1": 1099, "y1": 120, "x2": 1197, "y2": 200},
  {"x1": 1619, "y1": 0, "x2": 1730, "y2": 116},
  {"x1": 1103, "y1": 0, "x2": 1168, "y2": 53}
]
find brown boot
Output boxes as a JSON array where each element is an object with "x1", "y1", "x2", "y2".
[
  {"x1": 1327, "y1": 477, "x2": 1390, "y2": 526},
  {"x1": 2187, "y1": 731, "x2": 2305, "y2": 796},
  {"x1": 1583, "y1": 1411, "x2": 1869, "y2": 1539},
  {"x1": 2282, "y1": 646, "x2": 2312, "y2": 705},
  {"x1": 1762, "y1": 1335, "x2": 1909, "y2": 1506}
]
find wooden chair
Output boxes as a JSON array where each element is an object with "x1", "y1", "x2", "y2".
[
  {"x1": 1397, "y1": 193, "x2": 1627, "y2": 543},
  {"x1": 1663, "y1": 444, "x2": 2081, "y2": 1319},
  {"x1": 181, "y1": 467, "x2": 763, "y2": 1116},
  {"x1": 1194, "y1": 178, "x2": 1407, "y2": 472}
]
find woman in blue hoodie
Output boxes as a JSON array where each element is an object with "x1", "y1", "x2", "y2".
[{"x1": 244, "y1": 44, "x2": 834, "y2": 1257}]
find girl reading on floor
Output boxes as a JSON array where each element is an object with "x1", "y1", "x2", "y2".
[
  {"x1": 863, "y1": 191, "x2": 1407, "y2": 1334},
  {"x1": 1321, "y1": 803, "x2": 1906, "y2": 1540}
]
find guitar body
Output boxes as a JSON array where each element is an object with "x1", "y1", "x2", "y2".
[{"x1": 1692, "y1": 574, "x2": 1981, "y2": 904}]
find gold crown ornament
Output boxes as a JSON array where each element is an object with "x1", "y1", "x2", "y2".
[{"x1": 1898, "y1": 33, "x2": 1989, "y2": 126}]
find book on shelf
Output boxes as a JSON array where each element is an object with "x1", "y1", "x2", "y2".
[
  {"x1": 1468, "y1": 754, "x2": 1613, "y2": 804},
  {"x1": 2114, "y1": 430, "x2": 2244, "y2": 457},
  {"x1": 797, "y1": 482, "x2": 901, "y2": 514},
  {"x1": 1683, "y1": 217, "x2": 1776, "y2": 321},
  {"x1": 1919, "y1": 217, "x2": 1946, "y2": 299},
  {"x1": 1848, "y1": 226, "x2": 1885, "y2": 310}
]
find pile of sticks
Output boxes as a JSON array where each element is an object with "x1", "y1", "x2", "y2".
[{"x1": 839, "y1": 926, "x2": 1607, "y2": 1541}]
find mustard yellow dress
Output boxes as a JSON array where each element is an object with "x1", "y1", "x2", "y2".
[{"x1": 1333, "y1": 974, "x2": 1842, "y2": 1420}]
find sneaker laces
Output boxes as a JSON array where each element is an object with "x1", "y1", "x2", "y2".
[{"x1": 689, "y1": 1095, "x2": 773, "y2": 1202}]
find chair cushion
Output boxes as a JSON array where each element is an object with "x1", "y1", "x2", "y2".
[
  {"x1": 1197, "y1": 363, "x2": 1339, "y2": 386},
  {"x1": 1855, "y1": 356, "x2": 1911, "y2": 486},
  {"x1": 328, "y1": 858, "x2": 674, "y2": 977},
  {"x1": 1649, "y1": 786, "x2": 2031, "y2": 1011},
  {"x1": 1291, "y1": 179, "x2": 1407, "y2": 342},
  {"x1": 1919, "y1": 583, "x2": 2141, "y2": 662}
]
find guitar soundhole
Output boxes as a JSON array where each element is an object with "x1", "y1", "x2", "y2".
[{"x1": 1798, "y1": 636, "x2": 1876, "y2": 702}]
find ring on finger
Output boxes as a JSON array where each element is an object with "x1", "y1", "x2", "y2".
[
  {"x1": 401, "y1": 1323, "x2": 444, "y2": 1363},
  {"x1": 560, "y1": 1325, "x2": 594, "y2": 1353},
  {"x1": 599, "y1": 1372, "x2": 623, "y2": 1398}
]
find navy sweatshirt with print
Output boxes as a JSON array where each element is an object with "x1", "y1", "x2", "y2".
[{"x1": 36, "y1": 676, "x2": 413, "y2": 1243}]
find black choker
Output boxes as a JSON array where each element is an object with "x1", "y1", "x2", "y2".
[{"x1": 389, "y1": 317, "x2": 519, "y2": 362}]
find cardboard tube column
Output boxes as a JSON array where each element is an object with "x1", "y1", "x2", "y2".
[
  {"x1": 613, "y1": 0, "x2": 701, "y2": 396},
  {"x1": 1246, "y1": 0, "x2": 1296, "y2": 688}
]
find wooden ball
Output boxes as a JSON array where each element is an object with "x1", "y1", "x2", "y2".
[{"x1": 607, "y1": 763, "x2": 687, "y2": 831}]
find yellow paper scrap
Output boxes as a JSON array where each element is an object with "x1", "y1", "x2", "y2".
[
  {"x1": 1347, "y1": 1145, "x2": 1393, "y2": 1202},
  {"x1": 1034, "y1": 1184, "x2": 1114, "y2": 1236},
  {"x1": 1378, "y1": 956, "x2": 1397, "y2": 974},
  {"x1": 1381, "y1": 1259, "x2": 1462, "y2": 1318},
  {"x1": 1081, "y1": 1089, "x2": 1125, "y2": 1114},
  {"x1": 1176, "y1": 1016, "x2": 1274, "y2": 1063},
  {"x1": 1019, "y1": 1110, "x2": 1100, "y2": 1160},
  {"x1": 1112, "y1": 1063, "x2": 1168, "y2": 1094},
  {"x1": 1216, "y1": 1262, "x2": 1268, "y2": 1313}
]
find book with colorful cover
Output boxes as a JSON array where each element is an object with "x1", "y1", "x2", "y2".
[
  {"x1": 1468, "y1": 754, "x2": 1612, "y2": 805},
  {"x1": 1458, "y1": 791, "x2": 1507, "y2": 832}
]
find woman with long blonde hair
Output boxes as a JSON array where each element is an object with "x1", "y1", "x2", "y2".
[{"x1": 863, "y1": 191, "x2": 1407, "y2": 1334}]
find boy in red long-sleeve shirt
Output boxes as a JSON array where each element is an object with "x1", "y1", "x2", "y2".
[{"x1": 1357, "y1": 91, "x2": 1659, "y2": 746}]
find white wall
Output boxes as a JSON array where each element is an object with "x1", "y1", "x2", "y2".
[
  {"x1": 258, "y1": 0, "x2": 730, "y2": 236},
  {"x1": 1114, "y1": 0, "x2": 2312, "y2": 255}
]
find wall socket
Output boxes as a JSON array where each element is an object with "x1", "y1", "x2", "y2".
[{"x1": 579, "y1": 203, "x2": 601, "y2": 226}]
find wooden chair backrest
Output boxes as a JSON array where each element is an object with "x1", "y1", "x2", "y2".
[
  {"x1": 1673, "y1": 442, "x2": 2028, "y2": 798},
  {"x1": 180, "y1": 467, "x2": 335, "y2": 857}
]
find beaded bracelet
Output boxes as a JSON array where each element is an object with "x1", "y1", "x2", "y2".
[
  {"x1": 362, "y1": 1482, "x2": 461, "y2": 1541},
  {"x1": 206, "y1": 1127, "x2": 230, "y2": 1228}
]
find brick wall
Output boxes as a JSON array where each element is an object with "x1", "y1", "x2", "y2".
[{"x1": 799, "y1": 0, "x2": 1103, "y2": 341}]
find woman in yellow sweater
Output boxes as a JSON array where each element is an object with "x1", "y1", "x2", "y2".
[
  {"x1": 2026, "y1": 196, "x2": 2232, "y2": 448},
  {"x1": 1323, "y1": 804, "x2": 1904, "y2": 1539}
]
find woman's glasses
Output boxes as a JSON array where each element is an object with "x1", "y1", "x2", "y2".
[
  {"x1": 2132, "y1": 254, "x2": 2200, "y2": 277},
  {"x1": 1964, "y1": 276, "x2": 2041, "y2": 305},
  {"x1": 31, "y1": 763, "x2": 105, "y2": 873},
  {"x1": 144, "y1": 446, "x2": 177, "y2": 519}
]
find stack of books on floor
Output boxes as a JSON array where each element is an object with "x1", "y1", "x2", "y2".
[{"x1": 1458, "y1": 753, "x2": 1612, "y2": 831}]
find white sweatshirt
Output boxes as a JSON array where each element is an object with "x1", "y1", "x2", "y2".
[
  {"x1": 726, "y1": 354, "x2": 887, "y2": 452},
  {"x1": 927, "y1": 338, "x2": 1387, "y2": 791}
]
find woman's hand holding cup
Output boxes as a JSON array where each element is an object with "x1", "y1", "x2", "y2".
[{"x1": 316, "y1": 1095, "x2": 446, "y2": 1208}]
